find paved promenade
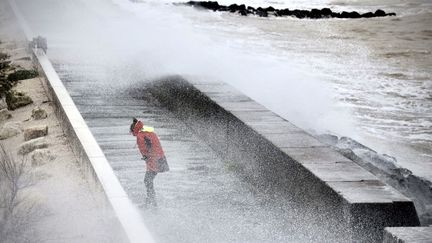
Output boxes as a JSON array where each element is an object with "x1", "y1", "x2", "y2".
[{"x1": 55, "y1": 64, "x2": 341, "y2": 242}]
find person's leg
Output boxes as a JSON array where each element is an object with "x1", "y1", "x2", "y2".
[{"x1": 144, "y1": 171, "x2": 157, "y2": 207}]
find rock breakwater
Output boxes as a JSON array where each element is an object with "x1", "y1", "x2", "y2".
[{"x1": 181, "y1": 1, "x2": 396, "y2": 19}]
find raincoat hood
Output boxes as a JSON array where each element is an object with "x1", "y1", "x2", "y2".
[{"x1": 132, "y1": 120, "x2": 143, "y2": 136}]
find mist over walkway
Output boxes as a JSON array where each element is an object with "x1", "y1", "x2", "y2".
[
  {"x1": 12, "y1": 0, "x2": 336, "y2": 240},
  {"x1": 55, "y1": 63, "x2": 339, "y2": 242}
]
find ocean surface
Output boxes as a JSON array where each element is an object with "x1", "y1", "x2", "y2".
[{"x1": 118, "y1": 0, "x2": 432, "y2": 179}]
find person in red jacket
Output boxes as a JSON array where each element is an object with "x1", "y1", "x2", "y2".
[{"x1": 130, "y1": 118, "x2": 169, "y2": 207}]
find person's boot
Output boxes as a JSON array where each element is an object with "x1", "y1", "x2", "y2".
[
  {"x1": 145, "y1": 195, "x2": 157, "y2": 209},
  {"x1": 150, "y1": 197, "x2": 158, "y2": 208}
]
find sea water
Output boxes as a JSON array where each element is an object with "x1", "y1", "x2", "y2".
[{"x1": 122, "y1": 0, "x2": 432, "y2": 177}]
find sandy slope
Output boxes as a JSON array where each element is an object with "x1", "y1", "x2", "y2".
[{"x1": 0, "y1": 2, "x2": 127, "y2": 242}]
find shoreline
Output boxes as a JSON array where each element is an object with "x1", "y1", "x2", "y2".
[{"x1": 182, "y1": 1, "x2": 396, "y2": 19}]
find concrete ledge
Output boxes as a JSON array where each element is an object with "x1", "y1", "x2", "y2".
[
  {"x1": 7, "y1": 0, "x2": 154, "y2": 242},
  {"x1": 32, "y1": 49, "x2": 154, "y2": 243},
  {"x1": 384, "y1": 227, "x2": 432, "y2": 243},
  {"x1": 149, "y1": 77, "x2": 420, "y2": 242}
]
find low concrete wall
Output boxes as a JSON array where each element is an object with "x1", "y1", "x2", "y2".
[
  {"x1": 32, "y1": 48, "x2": 154, "y2": 243},
  {"x1": 7, "y1": 0, "x2": 154, "y2": 242},
  {"x1": 149, "y1": 77, "x2": 420, "y2": 242},
  {"x1": 384, "y1": 227, "x2": 432, "y2": 243}
]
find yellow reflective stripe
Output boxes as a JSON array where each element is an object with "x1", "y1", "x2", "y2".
[{"x1": 141, "y1": 126, "x2": 154, "y2": 132}]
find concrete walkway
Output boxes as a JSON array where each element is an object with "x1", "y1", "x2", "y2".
[{"x1": 54, "y1": 64, "x2": 349, "y2": 242}]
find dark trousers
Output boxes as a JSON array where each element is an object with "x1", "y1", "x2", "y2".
[{"x1": 144, "y1": 171, "x2": 157, "y2": 207}]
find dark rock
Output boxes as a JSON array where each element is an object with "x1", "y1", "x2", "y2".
[
  {"x1": 228, "y1": 3, "x2": 239, "y2": 12},
  {"x1": 218, "y1": 6, "x2": 229, "y2": 11},
  {"x1": 0, "y1": 77, "x2": 12, "y2": 95},
  {"x1": 349, "y1": 11, "x2": 361, "y2": 18},
  {"x1": 301, "y1": 10, "x2": 310, "y2": 18},
  {"x1": 7, "y1": 69, "x2": 38, "y2": 83},
  {"x1": 387, "y1": 12, "x2": 396, "y2": 16},
  {"x1": 24, "y1": 125, "x2": 48, "y2": 141},
  {"x1": 5, "y1": 90, "x2": 33, "y2": 110},
  {"x1": 187, "y1": 1, "x2": 219, "y2": 11},
  {"x1": 340, "y1": 11, "x2": 354, "y2": 18},
  {"x1": 361, "y1": 12, "x2": 375, "y2": 18},
  {"x1": 331, "y1": 12, "x2": 341, "y2": 18},
  {"x1": 18, "y1": 137, "x2": 48, "y2": 155},
  {"x1": 321, "y1": 8, "x2": 332, "y2": 16},
  {"x1": 31, "y1": 106, "x2": 48, "y2": 120},
  {"x1": 265, "y1": 6, "x2": 275, "y2": 12},
  {"x1": 238, "y1": 4, "x2": 246, "y2": 11},
  {"x1": 256, "y1": 10, "x2": 268, "y2": 17},
  {"x1": 203, "y1": 1, "x2": 220, "y2": 11},
  {"x1": 0, "y1": 61, "x2": 10, "y2": 70},
  {"x1": 336, "y1": 147, "x2": 357, "y2": 161},
  {"x1": 292, "y1": 9, "x2": 308, "y2": 19},
  {"x1": 275, "y1": 8, "x2": 290, "y2": 16},
  {"x1": 291, "y1": 9, "x2": 299, "y2": 17},
  {"x1": 239, "y1": 9, "x2": 248, "y2": 16},
  {"x1": 310, "y1": 9, "x2": 322, "y2": 18},
  {"x1": 340, "y1": 11, "x2": 349, "y2": 18},
  {"x1": 375, "y1": 9, "x2": 386, "y2": 17},
  {"x1": 0, "y1": 86, "x2": 5, "y2": 98},
  {"x1": 247, "y1": 6, "x2": 255, "y2": 11},
  {"x1": 0, "y1": 52, "x2": 9, "y2": 61}
]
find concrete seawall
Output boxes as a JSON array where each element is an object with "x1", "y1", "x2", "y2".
[
  {"x1": 149, "y1": 76, "x2": 420, "y2": 242},
  {"x1": 384, "y1": 227, "x2": 432, "y2": 242}
]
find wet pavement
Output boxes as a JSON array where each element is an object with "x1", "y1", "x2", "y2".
[{"x1": 54, "y1": 63, "x2": 333, "y2": 243}]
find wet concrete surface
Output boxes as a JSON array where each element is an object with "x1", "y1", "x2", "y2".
[
  {"x1": 147, "y1": 77, "x2": 420, "y2": 242},
  {"x1": 384, "y1": 227, "x2": 432, "y2": 243},
  {"x1": 54, "y1": 64, "x2": 335, "y2": 243}
]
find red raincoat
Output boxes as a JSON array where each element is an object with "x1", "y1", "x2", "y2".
[{"x1": 132, "y1": 120, "x2": 169, "y2": 172}]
